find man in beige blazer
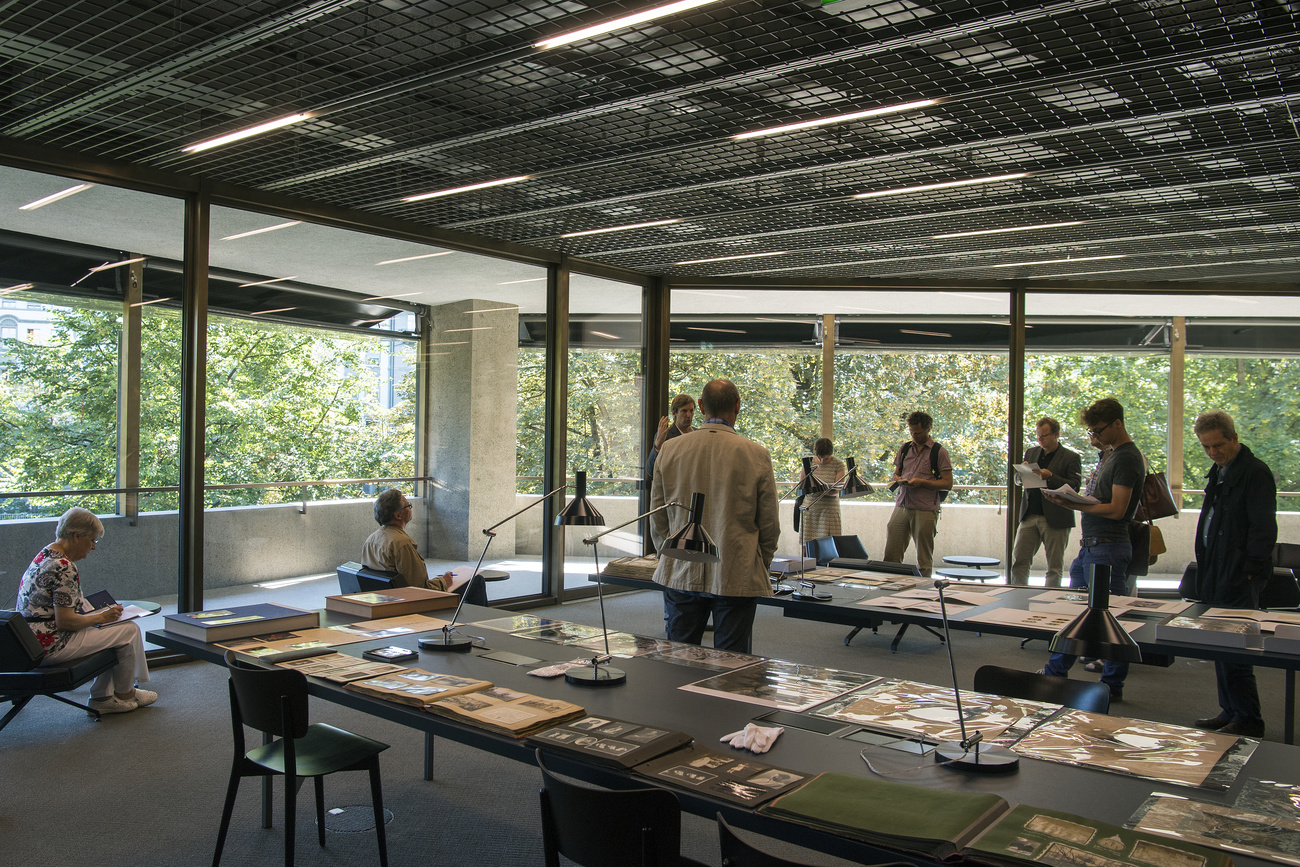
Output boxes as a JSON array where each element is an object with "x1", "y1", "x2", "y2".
[{"x1": 650, "y1": 379, "x2": 779, "y2": 652}]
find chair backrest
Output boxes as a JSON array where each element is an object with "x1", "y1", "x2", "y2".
[
  {"x1": 973, "y1": 664, "x2": 1110, "y2": 713},
  {"x1": 831, "y1": 535, "x2": 869, "y2": 560},
  {"x1": 536, "y1": 749, "x2": 684, "y2": 867},
  {"x1": 717, "y1": 813, "x2": 818, "y2": 867},
  {"x1": 1261, "y1": 567, "x2": 1300, "y2": 609},
  {"x1": 0, "y1": 610, "x2": 46, "y2": 672},
  {"x1": 1274, "y1": 542, "x2": 1300, "y2": 572},
  {"x1": 862, "y1": 560, "x2": 922, "y2": 577},
  {"x1": 803, "y1": 537, "x2": 839, "y2": 566},
  {"x1": 336, "y1": 561, "x2": 401, "y2": 594},
  {"x1": 224, "y1": 649, "x2": 310, "y2": 739}
]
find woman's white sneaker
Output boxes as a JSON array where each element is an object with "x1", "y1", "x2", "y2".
[
  {"x1": 89, "y1": 695, "x2": 138, "y2": 715},
  {"x1": 132, "y1": 688, "x2": 158, "y2": 708}
]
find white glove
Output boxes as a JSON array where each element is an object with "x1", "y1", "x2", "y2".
[{"x1": 718, "y1": 723, "x2": 784, "y2": 754}]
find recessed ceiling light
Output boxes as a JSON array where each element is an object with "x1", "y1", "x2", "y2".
[
  {"x1": 754, "y1": 317, "x2": 814, "y2": 324},
  {"x1": 238, "y1": 276, "x2": 298, "y2": 288},
  {"x1": 221, "y1": 221, "x2": 301, "y2": 241},
  {"x1": 467, "y1": 305, "x2": 523, "y2": 313},
  {"x1": 561, "y1": 219, "x2": 680, "y2": 238},
  {"x1": 535, "y1": 0, "x2": 723, "y2": 49},
  {"x1": 375, "y1": 252, "x2": 454, "y2": 265},
  {"x1": 183, "y1": 113, "x2": 312, "y2": 153},
  {"x1": 249, "y1": 307, "x2": 296, "y2": 316},
  {"x1": 854, "y1": 173, "x2": 1028, "y2": 198},
  {"x1": 443, "y1": 326, "x2": 494, "y2": 333},
  {"x1": 498, "y1": 278, "x2": 546, "y2": 285},
  {"x1": 994, "y1": 255, "x2": 1125, "y2": 267},
  {"x1": 933, "y1": 221, "x2": 1083, "y2": 239},
  {"x1": 89, "y1": 257, "x2": 146, "y2": 272},
  {"x1": 675, "y1": 251, "x2": 787, "y2": 265},
  {"x1": 19, "y1": 183, "x2": 92, "y2": 210},
  {"x1": 401, "y1": 176, "x2": 529, "y2": 202},
  {"x1": 733, "y1": 99, "x2": 938, "y2": 140},
  {"x1": 430, "y1": 341, "x2": 469, "y2": 346}
]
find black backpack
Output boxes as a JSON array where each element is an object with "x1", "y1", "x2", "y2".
[{"x1": 896, "y1": 440, "x2": 949, "y2": 503}]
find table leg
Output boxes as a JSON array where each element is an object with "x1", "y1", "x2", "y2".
[
  {"x1": 262, "y1": 731, "x2": 273, "y2": 828},
  {"x1": 1286, "y1": 669, "x2": 1295, "y2": 746},
  {"x1": 425, "y1": 731, "x2": 435, "y2": 780}
]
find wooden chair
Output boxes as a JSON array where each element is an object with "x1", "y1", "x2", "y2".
[
  {"x1": 213, "y1": 650, "x2": 390, "y2": 867},
  {"x1": 973, "y1": 664, "x2": 1111, "y2": 713},
  {"x1": 0, "y1": 609, "x2": 118, "y2": 732},
  {"x1": 536, "y1": 749, "x2": 707, "y2": 867}
]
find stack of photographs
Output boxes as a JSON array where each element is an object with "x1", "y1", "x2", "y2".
[
  {"x1": 529, "y1": 716, "x2": 692, "y2": 768},
  {"x1": 633, "y1": 744, "x2": 808, "y2": 807}
]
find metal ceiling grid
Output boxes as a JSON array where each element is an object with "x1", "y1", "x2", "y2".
[{"x1": 0, "y1": 0, "x2": 1296, "y2": 286}]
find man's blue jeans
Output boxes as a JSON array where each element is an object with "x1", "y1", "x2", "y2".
[
  {"x1": 663, "y1": 588, "x2": 758, "y2": 653},
  {"x1": 1043, "y1": 541, "x2": 1133, "y2": 692}
]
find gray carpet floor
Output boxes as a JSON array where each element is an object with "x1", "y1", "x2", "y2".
[{"x1": 2, "y1": 581, "x2": 1285, "y2": 867}]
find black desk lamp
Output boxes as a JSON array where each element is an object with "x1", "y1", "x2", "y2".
[
  {"x1": 1047, "y1": 563, "x2": 1142, "y2": 663},
  {"x1": 933, "y1": 579, "x2": 1020, "y2": 773},
  {"x1": 567, "y1": 493, "x2": 719, "y2": 687},
  {"x1": 421, "y1": 471, "x2": 603, "y2": 652},
  {"x1": 838, "y1": 457, "x2": 874, "y2": 498}
]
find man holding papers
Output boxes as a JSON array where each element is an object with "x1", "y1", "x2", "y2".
[
  {"x1": 1011, "y1": 417, "x2": 1082, "y2": 587},
  {"x1": 1184, "y1": 411, "x2": 1276, "y2": 738},
  {"x1": 1041, "y1": 399, "x2": 1146, "y2": 701}
]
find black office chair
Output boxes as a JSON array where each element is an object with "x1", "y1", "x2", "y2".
[
  {"x1": 0, "y1": 610, "x2": 119, "y2": 732},
  {"x1": 973, "y1": 664, "x2": 1111, "y2": 713},
  {"x1": 536, "y1": 749, "x2": 707, "y2": 867},
  {"x1": 804, "y1": 535, "x2": 869, "y2": 566},
  {"x1": 213, "y1": 650, "x2": 390, "y2": 867},
  {"x1": 335, "y1": 561, "x2": 401, "y2": 594},
  {"x1": 1180, "y1": 561, "x2": 1300, "y2": 610},
  {"x1": 717, "y1": 813, "x2": 819, "y2": 867}
]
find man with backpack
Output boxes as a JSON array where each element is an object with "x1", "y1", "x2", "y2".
[{"x1": 883, "y1": 411, "x2": 953, "y2": 577}]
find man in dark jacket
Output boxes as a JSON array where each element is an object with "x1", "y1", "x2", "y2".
[
  {"x1": 1011, "y1": 416, "x2": 1083, "y2": 587},
  {"x1": 1185, "y1": 411, "x2": 1277, "y2": 738}
]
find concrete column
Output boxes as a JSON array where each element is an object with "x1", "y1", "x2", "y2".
[{"x1": 423, "y1": 299, "x2": 520, "y2": 560}]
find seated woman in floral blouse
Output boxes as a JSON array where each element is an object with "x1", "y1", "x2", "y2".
[{"x1": 17, "y1": 507, "x2": 155, "y2": 715}]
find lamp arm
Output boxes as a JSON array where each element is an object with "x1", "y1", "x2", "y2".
[
  {"x1": 934, "y1": 579, "x2": 972, "y2": 745},
  {"x1": 583, "y1": 501, "x2": 683, "y2": 546},
  {"x1": 483, "y1": 483, "x2": 569, "y2": 535}
]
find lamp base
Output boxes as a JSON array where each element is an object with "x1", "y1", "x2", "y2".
[
  {"x1": 564, "y1": 664, "x2": 627, "y2": 687},
  {"x1": 933, "y1": 741, "x2": 1020, "y2": 773},
  {"x1": 418, "y1": 635, "x2": 474, "y2": 653},
  {"x1": 791, "y1": 590, "x2": 831, "y2": 601}
]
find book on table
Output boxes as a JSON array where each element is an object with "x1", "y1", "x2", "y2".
[
  {"x1": 274, "y1": 651, "x2": 410, "y2": 683},
  {"x1": 424, "y1": 686, "x2": 585, "y2": 737},
  {"x1": 1155, "y1": 615, "x2": 1263, "y2": 648},
  {"x1": 344, "y1": 667, "x2": 493, "y2": 707},
  {"x1": 324, "y1": 586, "x2": 457, "y2": 618},
  {"x1": 759, "y1": 774, "x2": 1231, "y2": 867},
  {"x1": 163, "y1": 603, "x2": 319, "y2": 642},
  {"x1": 529, "y1": 716, "x2": 692, "y2": 769}
]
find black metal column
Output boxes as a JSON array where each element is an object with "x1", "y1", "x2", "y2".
[
  {"x1": 178, "y1": 186, "x2": 210, "y2": 613},
  {"x1": 541, "y1": 260, "x2": 570, "y2": 601}
]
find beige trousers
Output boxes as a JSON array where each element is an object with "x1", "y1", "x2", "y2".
[
  {"x1": 1010, "y1": 514, "x2": 1072, "y2": 587},
  {"x1": 883, "y1": 506, "x2": 939, "y2": 577}
]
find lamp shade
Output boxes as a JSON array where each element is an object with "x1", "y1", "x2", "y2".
[
  {"x1": 662, "y1": 492, "x2": 720, "y2": 562},
  {"x1": 556, "y1": 470, "x2": 605, "y2": 525},
  {"x1": 839, "y1": 457, "x2": 874, "y2": 499},
  {"x1": 1047, "y1": 564, "x2": 1142, "y2": 663},
  {"x1": 800, "y1": 457, "x2": 829, "y2": 495}
]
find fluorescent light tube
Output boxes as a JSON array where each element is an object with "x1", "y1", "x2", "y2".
[
  {"x1": 375, "y1": 252, "x2": 454, "y2": 265},
  {"x1": 733, "y1": 99, "x2": 938, "y2": 140},
  {"x1": 238, "y1": 276, "x2": 298, "y2": 288},
  {"x1": 535, "y1": 0, "x2": 723, "y2": 49},
  {"x1": 183, "y1": 113, "x2": 312, "y2": 153},
  {"x1": 89, "y1": 257, "x2": 146, "y2": 272},
  {"x1": 676, "y1": 251, "x2": 786, "y2": 265},
  {"x1": 20, "y1": 184, "x2": 92, "y2": 210},
  {"x1": 221, "y1": 221, "x2": 301, "y2": 241},
  {"x1": 934, "y1": 221, "x2": 1083, "y2": 239},
  {"x1": 402, "y1": 176, "x2": 529, "y2": 202},
  {"x1": 854, "y1": 173, "x2": 1028, "y2": 198},
  {"x1": 994, "y1": 255, "x2": 1125, "y2": 267},
  {"x1": 561, "y1": 219, "x2": 679, "y2": 237}
]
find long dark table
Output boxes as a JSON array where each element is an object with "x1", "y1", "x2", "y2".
[
  {"x1": 596, "y1": 572, "x2": 1300, "y2": 744},
  {"x1": 151, "y1": 604, "x2": 1300, "y2": 867}
]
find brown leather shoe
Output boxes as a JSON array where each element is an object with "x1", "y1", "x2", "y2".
[
  {"x1": 1194, "y1": 714, "x2": 1230, "y2": 730},
  {"x1": 1219, "y1": 719, "x2": 1265, "y2": 738}
]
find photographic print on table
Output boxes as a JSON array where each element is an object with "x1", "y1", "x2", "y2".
[
  {"x1": 569, "y1": 632, "x2": 676, "y2": 658},
  {"x1": 529, "y1": 715, "x2": 693, "y2": 768},
  {"x1": 809, "y1": 678, "x2": 1057, "y2": 743},
  {"x1": 1128, "y1": 793, "x2": 1300, "y2": 866},
  {"x1": 510, "y1": 620, "x2": 609, "y2": 645},
  {"x1": 632, "y1": 744, "x2": 806, "y2": 807},
  {"x1": 679, "y1": 659, "x2": 881, "y2": 711},
  {"x1": 641, "y1": 645, "x2": 764, "y2": 672},
  {"x1": 474, "y1": 614, "x2": 565, "y2": 634},
  {"x1": 1014, "y1": 711, "x2": 1253, "y2": 789}
]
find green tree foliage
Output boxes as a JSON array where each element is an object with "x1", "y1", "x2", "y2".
[{"x1": 0, "y1": 301, "x2": 414, "y2": 517}]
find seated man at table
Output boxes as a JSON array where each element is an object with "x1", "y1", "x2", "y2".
[{"x1": 362, "y1": 488, "x2": 488, "y2": 606}]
